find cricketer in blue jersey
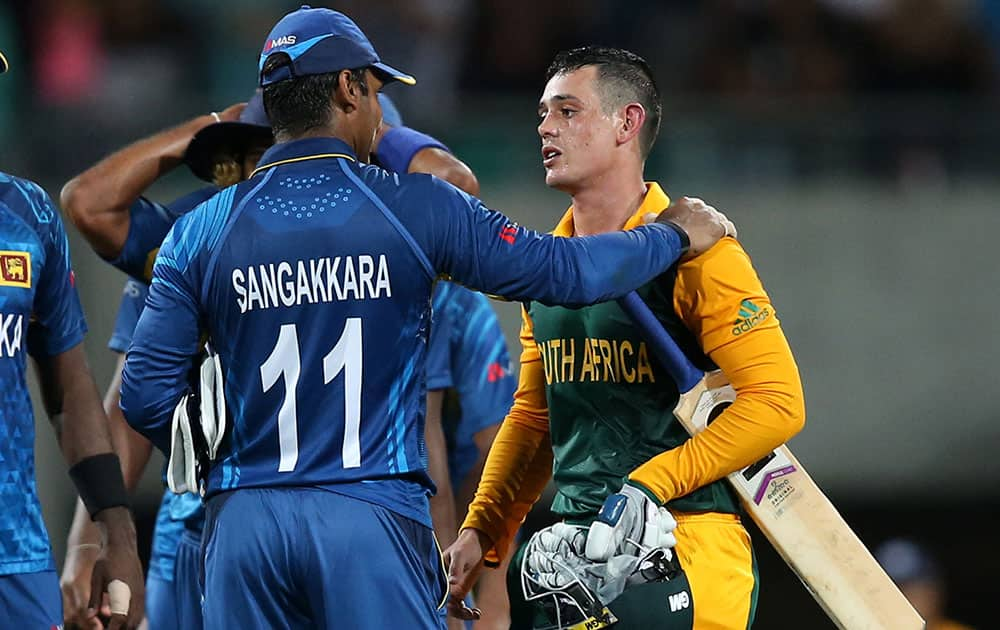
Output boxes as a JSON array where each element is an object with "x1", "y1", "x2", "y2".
[
  {"x1": 0, "y1": 169, "x2": 144, "y2": 628},
  {"x1": 426, "y1": 283, "x2": 514, "y2": 504},
  {"x1": 61, "y1": 96, "x2": 270, "y2": 630},
  {"x1": 119, "y1": 8, "x2": 729, "y2": 629},
  {"x1": 64, "y1": 82, "x2": 465, "y2": 630}
]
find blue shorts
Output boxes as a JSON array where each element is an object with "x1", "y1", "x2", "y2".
[
  {"x1": 202, "y1": 487, "x2": 447, "y2": 630},
  {"x1": 146, "y1": 528, "x2": 203, "y2": 630},
  {"x1": 145, "y1": 572, "x2": 177, "y2": 630},
  {"x1": 0, "y1": 570, "x2": 61, "y2": 628}
]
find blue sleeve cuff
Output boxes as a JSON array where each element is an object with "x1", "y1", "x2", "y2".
[
  {"x1": 374, "y1": 126, "x2": 449, "y2": 174},
  {"x1": 107, "y1": 334, "x2": 130, "y2": 354}
]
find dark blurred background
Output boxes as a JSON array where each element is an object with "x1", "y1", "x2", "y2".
[{"x1": 3, "y1": 1, "x2": 997, "y2": 628}]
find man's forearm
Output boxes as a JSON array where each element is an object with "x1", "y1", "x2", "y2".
[
  {"x1": 426, "y1": 390, "x2": 459, "y2": 549},
  {"x1": 104, "y1": 355, "x2": 153, "y2": 489},
  {"x1": 34, "y1": 344, "x2": 115, "y2": 465},
  {"x1": 60, "y1": 114, "x2": 217, "y2": 259}
]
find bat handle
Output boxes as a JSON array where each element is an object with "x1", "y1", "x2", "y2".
[{"x1": 617, "y1": 292, "x2": 703, "y2": 393}]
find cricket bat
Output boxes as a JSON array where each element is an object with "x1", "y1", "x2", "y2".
[{"x1": 617, "y1": 292, "x2": 924, "y2": 630}]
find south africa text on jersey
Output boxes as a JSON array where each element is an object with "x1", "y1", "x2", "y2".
[
  {"x1": 537, "y1": 337, "x2": 656, "y2": 385},
  {"x1": 232, "y1": 255, "x2": 392, "y2": 313}
]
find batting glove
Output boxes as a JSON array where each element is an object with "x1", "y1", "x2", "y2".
[{"x1": 585, "y1": 482, "x2": 678, "y2": 562}]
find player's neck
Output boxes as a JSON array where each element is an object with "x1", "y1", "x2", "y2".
[{"x1": 569, "y1": 171, "x2": 647, "y2": 236}]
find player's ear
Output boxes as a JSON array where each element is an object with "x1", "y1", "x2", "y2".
[
  {"x1": 618, "y1": 103, "x2": 646, "y2": 147},
  {"x1": 334, "y1": 69, "x2": 360, "y2": 113}
]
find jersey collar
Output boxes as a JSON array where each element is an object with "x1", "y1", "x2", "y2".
[
  {"x1": 552, "y1": 182, "x2": 671, "y2": 236},
  {"x1": 251, "y1": 137, "x2": 358, "y2": 178}
]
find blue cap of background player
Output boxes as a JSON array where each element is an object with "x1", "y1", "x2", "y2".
[
  {"x1": 873, "y1": 538, "x2": 941, "y2": 585},
  {"x1": 184, "y1": 90, "x2": 274, "y2": 182},
  {"x1": 258, "y1": 6, "x2": 415, "y2": 88},
  {"x1": 378, "y1": 93, "x2": 403, "y2": 127}
]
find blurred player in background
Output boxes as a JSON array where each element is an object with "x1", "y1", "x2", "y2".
[
  {"x1": 425, "y1": 282, "x2": 515, "y2": 630},
  {"x1": 0, "y1": 50, "x2": 144, "y2": 630},
  {"x1": 875, "y1": 538, "x2": 975, "y2": 630},
  {"x1": 445, "y1": 46, "x2": 805, "y2": 629},
  {"x1": 59, "y1": 95, "x2": 266, "y2": 630},
  {"x1": 119, "y1": 7, "x2": 730, "y2": 629},
  {"x1": 377, "y1": 93, "x2": 515, "y2": 630}
]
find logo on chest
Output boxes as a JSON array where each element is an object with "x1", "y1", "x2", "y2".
[
  {"x1": 536, "y1": 336, "x2": 656, "y2": 385},
  {"x1": 0, "y1": 251, "x2": 31, "y2": 288}
]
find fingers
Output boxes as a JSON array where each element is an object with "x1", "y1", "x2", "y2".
[
  {"x1": 446, "y1": 595, "x2": 482, "y2": 621},
  {"x1": 108, "y1": 579, "x2": 131, "y2": 617},
  {"x1": 87, "y1": 563, "x2": 103, "y2": 616},
  {"x1": 106, "y1": 613, "x2": 126, "y2": 630}
]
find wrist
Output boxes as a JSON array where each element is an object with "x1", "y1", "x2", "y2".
[
  {"x1": 656, "y1": 220, "x2": 690, "y2": 257},
  {"x1": 460, "y1": 527, "x2": 493, "y2": 554},
  {"x1": 94, "y1": 507, "x2": 137, "y2": 545},
  {"x1": 624, "y1": 478, "x2": 663, "y2": 505},
  {"x1": 69, "y1": 453, "x2": 131, "y2": 518}
]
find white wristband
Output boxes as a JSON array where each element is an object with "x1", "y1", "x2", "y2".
[{"x1": 210, "y1": 112, "x2": 222, "y2": 123}]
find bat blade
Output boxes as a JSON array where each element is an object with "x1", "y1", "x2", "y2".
[{"x1": 619, "y1": 293, "x2": 924, "y2": 630}]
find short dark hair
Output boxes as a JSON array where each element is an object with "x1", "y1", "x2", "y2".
[
  {"x1": 545, "y1": 46, "x2": 661, "y2": 157},
  {"x1": 262, "y1": 54, "x2": 368, "y2": 139}
]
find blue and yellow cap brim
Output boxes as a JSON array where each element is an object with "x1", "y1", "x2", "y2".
[{"x1": 373, "y1": 62, "x2": 415, "y2": 86}]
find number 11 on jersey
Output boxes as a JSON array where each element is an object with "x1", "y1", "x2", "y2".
[{"x1": 260, "y1": 318, "x2": 363, "y2": 472}]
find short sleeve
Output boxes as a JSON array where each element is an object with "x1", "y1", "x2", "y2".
[
  {"x1": 28, "y1": 197, "x2": 87, "y2": 357},
  {"x1": 107, "y1": 279, "x2": 148, "y2": 353},
  {"x1": 109, "y1": 186, "x2": 217, "y2": 283}
]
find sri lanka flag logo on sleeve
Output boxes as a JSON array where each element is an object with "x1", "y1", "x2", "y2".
[{"x1": 0, "y1": 250, "x2": 30, "y2": 288}]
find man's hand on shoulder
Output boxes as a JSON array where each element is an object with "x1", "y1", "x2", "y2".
[{"x1": 650, "y1": 197, "x2": 736, "y2": 259}]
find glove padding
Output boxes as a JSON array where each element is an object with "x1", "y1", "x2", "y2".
[
  {"x1": 585, "y1": 483, "x2": 678, "y2": 562},
  {"x1": 166, "y1": 348, "x2": 226, "y2": 495},
  {"x1": 167, "y1": 393, "x2": 199, "y2": 495},
  {"x1": 199, "y1": 345, "x2": 227, "y2": 460},
  {"x1": 523, "y1": 521, "x2": 678, "y2": 613}
]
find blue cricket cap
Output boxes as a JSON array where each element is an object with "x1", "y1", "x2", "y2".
[{"x1": 258, "y1": 5, "x2": 415, "y2": 88}]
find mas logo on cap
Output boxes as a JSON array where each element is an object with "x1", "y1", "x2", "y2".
[{"x1": 263, "y1": 35, "x2": 297, "y2": 54}]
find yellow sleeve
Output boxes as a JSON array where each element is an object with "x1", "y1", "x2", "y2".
[
  {"x1": 629, "y1": 238, "x2": 806, "y2": 503},
  {"x1": 461, "y1": 307, "x2": 553, "y2": 564}
]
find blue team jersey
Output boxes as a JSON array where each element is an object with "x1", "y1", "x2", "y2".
[
  {"x1": 108, "y1": 279, "x2": 147, "y2": 353},
  {"x1": 0, "y1": 172, "x2": 87, "y2": 575},
  {"x1": 121, "y1": 137, "x2": 686, "y2": 527},
  {"x1": 108, "y1": 191, "x2": 216, "y2": 536},
  {"x1": 426, "y1": 282, "x2": 514, "y2": 484},
  {"x1": 108, "y1": 187, "x2": 217, "y2": 283}
]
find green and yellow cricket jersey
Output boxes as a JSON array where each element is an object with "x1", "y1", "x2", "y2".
[{"x1": 464, "y1": 182, "x2": 805, "y2": 565}]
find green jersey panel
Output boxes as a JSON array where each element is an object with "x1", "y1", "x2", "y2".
[{"x1": 527, "y1": 274, "x2": 740, "y2": 520}]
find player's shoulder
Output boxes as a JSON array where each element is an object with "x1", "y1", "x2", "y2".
[
  {"x1": 677, "y1": 237, "x2": 755, "y2": 281},
  {"x1": 356, "y1": 164, "x2": 471, "y2": 211},
  {"x1": 0, "y1": 171, "x2": 58, "y2": 230},
  {"x1": 162, "y1": 183, "x2": 242, "y2": 256},
  {"x1": 165, "y1": 185, "x2": 219, "y2": 218}
]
